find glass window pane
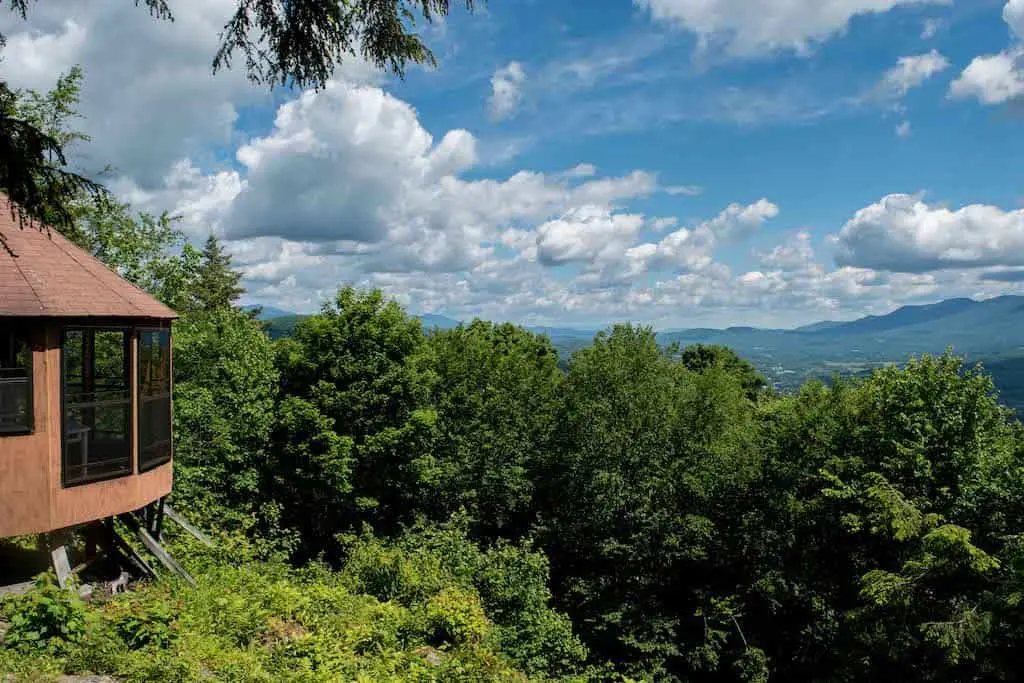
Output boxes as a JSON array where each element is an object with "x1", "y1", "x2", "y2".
[
  {"x1": 62, "y1": 329, "x2": 132, "y2": 485},
  {"x1": 138, "y1": 329, "x2": 172, "y2": 471},
  {"x1": 0, "y1": 327, "x2": 32, "y2": 434}
]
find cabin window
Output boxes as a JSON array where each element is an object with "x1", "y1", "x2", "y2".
[
  {"x1": 62, "y1": 328, "x2": 132, "y2": 486},
  {"x1": 138, "y1": 329, "x2": 172, "y2": 471},
  {"x1": 0, "y1": 328, "x2": 32, "y2": 435}
]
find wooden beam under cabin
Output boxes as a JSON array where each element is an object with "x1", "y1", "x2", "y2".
[
  {"x1": 119, "y1": 513, "x2": 196, "y2": 587},
  {"x1": 163, "y1": 504, "x2": 214, "y2": 548}
]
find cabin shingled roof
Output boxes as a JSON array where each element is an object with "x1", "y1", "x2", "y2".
[{"x1": 0, "y1": 194, "x2": 177, "y2": 319}]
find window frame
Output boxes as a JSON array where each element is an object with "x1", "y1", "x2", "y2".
[
  {"x1": 0, "y1": 327, "x2": 34, "y2": 437},
  {"x1": 136, "y1": 326, "x2": 173, "y2": 473},
  {"x1": 60, "y1": 325, "x2": 135, "y2": 488}
]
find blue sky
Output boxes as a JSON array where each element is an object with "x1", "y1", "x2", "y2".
[
  {"x1": 3, "y1": 0, "x2": 1024, "y2": 327},
  {"x1": 401, "y1": 0, "x2": 1020, "y2": 261}
]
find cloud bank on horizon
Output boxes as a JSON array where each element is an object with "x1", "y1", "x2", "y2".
[{"x1": 2, "y1": 0, "x2": 1024, "y2": 328}]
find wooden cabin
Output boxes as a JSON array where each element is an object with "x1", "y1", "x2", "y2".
[{"x1": 0, "y1": 196, "x2": 176, "y2": 539}]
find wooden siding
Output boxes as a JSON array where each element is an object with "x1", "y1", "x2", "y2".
[{"x1": 0, "y1": 322, "x2": 172, "y2": 538}]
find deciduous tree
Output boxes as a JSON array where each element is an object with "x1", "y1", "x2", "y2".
[{"x1": 423, "y1": 320, "x2": 562, "y2": 538}]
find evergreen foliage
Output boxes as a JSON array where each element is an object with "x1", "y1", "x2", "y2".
[
  {"x1": 0, "y1": 67, "x2": 106, "y2": 231},
  {"x1": 190, "y1": 236, "x2": 245, "y2": 313}
]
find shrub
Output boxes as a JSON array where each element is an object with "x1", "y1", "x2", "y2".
[
  {"x1": 0, "y1": 576, "x2": 90, "y2": 654},
  {"x1": 420, "y1": 588, "x2": 491, "y2": 647}
]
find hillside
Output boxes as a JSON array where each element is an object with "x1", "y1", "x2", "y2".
[
  {"x1": 8, "y1": 289, "x2": 1024, "y2": 682},
  {"x1": 797, "y1": 295, "x2": 1024, "y2": 349},
  {"x1": 658, "y1": 296, "x2": 1024, "y2": 404},
  {"x1": 242, "y1": 305, "x2": 295, "y2": 321}
]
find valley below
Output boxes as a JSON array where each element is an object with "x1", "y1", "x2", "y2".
[{"x1": 265, "y1": 295, "x2": 1024, "y2": 414}]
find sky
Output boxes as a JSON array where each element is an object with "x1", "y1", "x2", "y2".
[{"x1": 2, "y1": 0, "x2": 1024, "y2": 329}]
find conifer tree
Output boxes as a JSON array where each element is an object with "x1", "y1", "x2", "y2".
[{"x1": 191, "y1": 235, "x2": 245, "y2": 313}]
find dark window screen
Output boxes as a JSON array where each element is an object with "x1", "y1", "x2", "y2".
[
  {"x1": 62, "y1": 329, "x2": 132, "y2": 485},
  {"x1": 138, "y1": 329, "x2": 172, "y2": 471},
  {"x1": 0, "y1": 328, "x2": 32, "y2": 435}
]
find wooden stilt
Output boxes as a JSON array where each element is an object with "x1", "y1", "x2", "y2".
[
  {"x1": 163, "y1": 504, "x2": 214, "y2": 548},
  {"x1": 152, "y1": 497, "x2": 166, "y2": 541},
  {"x1": 50, "y1": 545, "x2": 72, "y2": 589},
  {"x1": 45, "y1": 530, "x2": 73, "y2": 588},
  {"x1": 84, "y1": 520, "x2": 103, "y2": 562},
  {"x1": 104, "y1": 518, "x2": 157, "y2": 581},
  {"x1": 119, "y1": 513, "x2": 196, "y2": 587},
  {"x1": 71, "y1": 522, "x2": 109, "y2": 577}
]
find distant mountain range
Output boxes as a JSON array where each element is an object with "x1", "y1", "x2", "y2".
[
  {"x1": 259, "y1": 296, "x2": 1024, "y2": 412},
  {"x1": 243, "y1": 305, "x2": 297, "y2": 320},
  {"x1": 651, "y1": 296, "x2": 1024, "y2": 410}
]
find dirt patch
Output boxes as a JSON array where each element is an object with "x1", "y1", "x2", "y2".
[{"x1": 261, "y1": 617, "x2": 309, "y2": 646}]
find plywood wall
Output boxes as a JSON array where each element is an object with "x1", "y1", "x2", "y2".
[{"x1": 0, "y1": 323, "x2": 172, "y2": 538}]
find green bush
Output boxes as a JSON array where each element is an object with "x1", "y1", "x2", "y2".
[
  {"x1": 107, "y1": 588, "x2": 181, "y2": 649},
  {"x1": 0, "y1": 552, "x2": 545, "y2": 682},
  {"x1": 420, "y1": 588, "x2": 491, "y2": 647},
  {"x1": 0, "y1": 576, "x2": 90, "y2": 654},
  {"x1": 340, "y1": 518, "x2": 588, "y2": 678}
]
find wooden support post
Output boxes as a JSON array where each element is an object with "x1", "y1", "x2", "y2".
[
  {"x1": 163, "y1": 504, "x2": 214, "y2": 548},
  {"x1": 71, "y1": 522, "x2": 109, "y2": 578},
  {"x1": 152, "y1": 497, "x2": 166, "y2": 541},
  {"x1": 84, "y1": 521, "x2": 103, "y2": 562},
  {"x1": 104, "y1": 518, "x2": 157, "y2": 581},
  {"x1": 119, "y1": 513, "x2": 196, "y2": 587},
  {"x1": 45, "y1": 529, "x2": 73, "y2": 589},
  {"x1": 50, "y1": 545, "x2": 72, "y2": 589}
]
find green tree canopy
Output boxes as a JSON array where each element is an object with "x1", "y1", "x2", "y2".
[
  {"x1": 423, "y1": 320, "x2": 563, "y2": 538},
  {"x1": 734, "y1": 353, "x2": 1024, "y2": 680},
  {"x1": 538, "y1": 325, "x2": 763, "y2": 678},
  {"x1": 272, "y1": 287, "x2": 438, "y2": 558},
  {"x1": 679, "y1": 343, "x2": 769, "y2": 401},
  {"x1": 171, "y1": 307, "x2": 284, "y2": 547}
]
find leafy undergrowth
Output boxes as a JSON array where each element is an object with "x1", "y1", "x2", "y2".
[{"x1": 0, "y1": 526, "x2": 599, "y2": 683}]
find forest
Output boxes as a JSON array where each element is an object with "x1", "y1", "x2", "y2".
[{"x1": 6, "y1": 73, "x2": 1024, "y2": 683}]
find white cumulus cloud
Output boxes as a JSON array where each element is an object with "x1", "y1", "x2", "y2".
[
  {"x1": 880, "y1": 50, "x2": 949, "y2": 97},
  {"x1": 758, "y1": 231, "x2": 814, "y2": 270},
  {"x1": 488, "y1": 61, "x2": 527, "y2": 121},
  {"x1": 950, "y1": 48, "x2": 1024, "y2": 104},
  {"x1": 834, "y1": 194, "x2": 1024, "y2": 272},
  {"x1": 704, "y1": 198, "x2": 780, "y2": 241},
  {"x1": 1006, "y1": 0, "x2": 1024, "y2": 39},
  {"x1": 536, "y1": 207, "x2": 645, "y2": 265},
  {"x1": 949, "y1": 0, "x2": 1024, "y2": 105},
  {"x1": 0, "y1": 0, "x2": 267, "y2": 187},
  {"x1": 633, "y1": 0, "x2": 949, "y2": 56},
  {"x1": 620, "y1": 198, "x2": 780, "y2": 276}
]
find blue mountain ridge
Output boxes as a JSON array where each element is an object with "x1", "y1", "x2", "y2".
[
  {"x1": 262, "y1": 296, "x2": 1024, "y2": 351},
  {"x1": 260, "y1": 296, "x2": 1024, "y2": 411}
]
